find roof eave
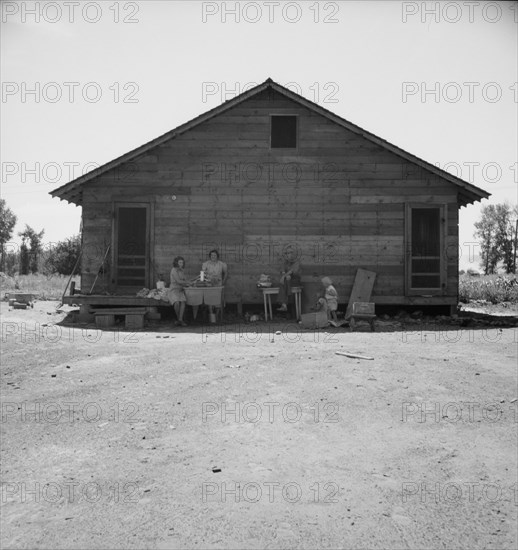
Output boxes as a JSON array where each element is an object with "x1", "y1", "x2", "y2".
[{"x1": 50, "y1": 78, "x2": 491, "y2": 207}]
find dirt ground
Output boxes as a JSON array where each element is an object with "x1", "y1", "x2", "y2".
[{"x1": 1, "y1": 301, "x2": 517, "y2": 550}]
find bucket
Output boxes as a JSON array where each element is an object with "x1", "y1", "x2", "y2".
[{"x1": 209, "y1": 312, "x2": 217, "y2": 324}]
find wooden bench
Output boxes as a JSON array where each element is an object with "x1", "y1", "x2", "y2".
[
  {"x1": 349, "y1": 302, "x2": 376, "y2": 332},
  {"x1": 92, "y1": 307, "x2": 147, "y2": 329}
]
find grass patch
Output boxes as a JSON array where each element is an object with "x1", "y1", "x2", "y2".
[
  {"x1": 459, "y1": 273, "x2": 518, "y2": 304},
  {"x1": 0, "y1": 273, "x2": 79, "y2": 301},
  {"x1": 3, "y1": 272, "x2": 517, "y2": 305}
]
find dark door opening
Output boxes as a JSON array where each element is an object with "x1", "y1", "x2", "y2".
[
  {"x1": 406, "y1": 205, "x2": 446, "y2": 295},
  {"x1": 115, "y1": 205, "x2": 149, "y2": 289}
]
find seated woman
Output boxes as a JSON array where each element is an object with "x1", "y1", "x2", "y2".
[
  {"x1": 202, "y1": 249, "x2": 228, "y2": 287},
  {"x1": 169, "y1": 256, "x2": 191, "y2": 326},
  {"x1": 277, "y1": 248, "x2": 302, "y2": 312},
  {"x1": 201, "y1": 249, "x2": 227, "y2": 315}
]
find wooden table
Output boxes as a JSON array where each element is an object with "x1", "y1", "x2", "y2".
[
  {"x1": 184, "y1": 286, "x2": 225, "y2": 320},
  {"x1": 260, "y1": 287, "x2": 279, "y2": 322}
]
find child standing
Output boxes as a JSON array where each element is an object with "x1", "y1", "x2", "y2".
[{"x1": 321, "y1": 277, "x2": 338, "y2": 322}]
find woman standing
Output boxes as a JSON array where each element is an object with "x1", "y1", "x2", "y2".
[
  {"x1": 169, "y1": 256, "x2": 190, "y2": 326},
  {"x1": 201, "y1": 249, "x2": 227, "y2": 317}
]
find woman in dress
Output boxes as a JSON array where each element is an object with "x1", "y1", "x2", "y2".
[
  {"x1": 201, "y1": 249, "x2": 228, "y2": 286},
  {"x1": 201, "y1": 249, "x2": 227, "y2": 316},
  {"x1": 169, "y1": 256, "x2": 190, "y2": 326}
]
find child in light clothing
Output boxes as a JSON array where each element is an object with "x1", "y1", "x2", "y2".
[{"x1": 321, "y1": 277, "x2": 338, "y2": 322}]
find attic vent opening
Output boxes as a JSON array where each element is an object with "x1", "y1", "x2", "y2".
[{"x1": 271, "y1": 115, "x2": 297, "y2": 148}]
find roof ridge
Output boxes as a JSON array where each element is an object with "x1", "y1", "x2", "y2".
[{"x1": 50, "y1": 78, "x2": 490, "y2": 207}]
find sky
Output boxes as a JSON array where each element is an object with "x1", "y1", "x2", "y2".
[{"x1": 1, "y1": 0, "x2": 517, "y2": 271}]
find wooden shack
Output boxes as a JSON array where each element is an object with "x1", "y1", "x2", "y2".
[{"x1": 51, "y1": 78, "x2": 489, "y2": 314}]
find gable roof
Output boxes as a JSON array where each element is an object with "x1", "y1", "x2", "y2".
[{"x1": 50, "y1": 78, "x2": 490, "y2": 207}]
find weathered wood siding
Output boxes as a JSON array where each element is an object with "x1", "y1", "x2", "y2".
[{"x1": 80, "y1": 89, "x2": 459, "y2": 307}]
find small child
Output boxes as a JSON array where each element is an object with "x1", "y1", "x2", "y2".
[
  {"x1": 321, "y1": 277, "x2": 338, "y2": 322},
  {"x1": 156, "y1": 274, "x2": 166, "y2": 290}
]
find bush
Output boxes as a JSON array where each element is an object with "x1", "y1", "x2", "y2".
[
  {"x1": 44, "y1": 235, "x2": 81, "y2": 275},
  {"x1": 459, "y1": 274, "x2": 518, "y2": 304}
]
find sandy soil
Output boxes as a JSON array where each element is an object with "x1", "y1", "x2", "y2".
[{"x1": 1, "y1": 301, "x2": 517, "y2": 549}]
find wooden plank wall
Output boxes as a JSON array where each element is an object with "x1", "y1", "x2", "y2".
[{"x1": 80, "y1": 89, "x2": 459, "y2": 308}]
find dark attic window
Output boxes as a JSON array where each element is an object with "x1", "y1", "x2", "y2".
[{"x1": 271, "y1": 115, "x2": 297, "y2": 148}]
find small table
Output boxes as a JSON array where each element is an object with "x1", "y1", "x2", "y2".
[
  {"x1": 291, "y1": 286, "x2": 302, "y2": 321},
  {"x1": 260, "y1": 287, "x2": 279, "y2": 322},
  {"x1": 184, "y1": 286, "x2": 225, "y2": 321}
]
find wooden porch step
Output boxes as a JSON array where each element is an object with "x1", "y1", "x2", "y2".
[
  {"x1": 94, "y1": 308, "x2": 146, "y2": 329},
  {"x1": 92, "y1": 307, "x2": 147, "y2": 315}
]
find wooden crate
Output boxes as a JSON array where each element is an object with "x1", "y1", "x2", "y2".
[
  {"x1": 350, "y1": 302, "x2": 376, "y2": 332},
  {"x1": 95, "y1": 314, "x2": 115, "y2": 328},
  {"x1": 352, "y1": 302, "x2": 375, "y2": 315},
  {"x1": 300, "y1": 311, "x2": 328, "y2": 329},
  {"x1": 125, "y1": 314, "x2": 144, "y2": 330}
]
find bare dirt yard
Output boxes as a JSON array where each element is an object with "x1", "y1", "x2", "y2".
[{"x1": 1, "y1": 301, "x2": 517, "y2": 550}]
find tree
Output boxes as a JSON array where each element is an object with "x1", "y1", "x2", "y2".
[
  {"x1": 474, "y1": 203, "x2": 518, "y2": 274},
  {"x1": 0, "y1": 199, "x2": 17, "y2": 272},
  {"x1": 474, "y1": 204, "x2": 499, "y2": 274},
  {"x1": 494, "y1": 203, "x2": 518, "y2": 274},
  {"x1": 45, "y1": 235, "x2": 81, "y2": 275},
  {"x1": 18, "y1": 225, "x2": 45, "y2": 274}
]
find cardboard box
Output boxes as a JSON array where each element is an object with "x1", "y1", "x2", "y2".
[{"x1": 300, "y1": 311, "x2": 329, "y2": 329}]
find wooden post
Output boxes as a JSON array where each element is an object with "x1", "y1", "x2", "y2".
[
  {"x1": 60, "y1": 249, "x2": 83, "y2": 306},
  {"x1": 89, "y1": 245, "x2": 111, "y2": 294}
]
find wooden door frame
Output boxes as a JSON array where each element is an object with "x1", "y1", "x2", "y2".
[
  {"x1": 111, "y1": 201, "x2": 154, "y2": 293},
  {"x1": 404, "y1": 203, "x2": 447, "y2": 296}
]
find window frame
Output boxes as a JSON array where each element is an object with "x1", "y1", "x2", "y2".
[{"x1": 270, "y1": 114, "x2": 298, "y2": 150}]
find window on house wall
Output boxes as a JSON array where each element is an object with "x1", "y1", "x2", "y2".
[
  {"x1": 406, "y1": 205, "x2": 446, "y2": 293},
  {"x1": 271, "y1": 115, "x2": 297, "y2": 148}
]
